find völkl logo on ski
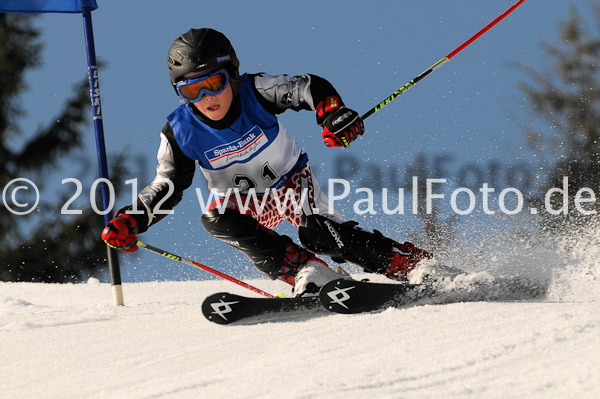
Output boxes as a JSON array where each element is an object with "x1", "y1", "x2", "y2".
[
  {"x1": 210, "y1": 299, "x2": 240, "y2": 321},
  {"x1": 326, "y1": 285, "x2": 355, "y2": 309}
]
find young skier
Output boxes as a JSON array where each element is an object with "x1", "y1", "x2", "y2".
[{"x1": 102, "y1": 28, "x2": 431, "y2": 296}]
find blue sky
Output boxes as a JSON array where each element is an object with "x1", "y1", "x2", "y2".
[{"x1": 15, "y1": 0, "x2": 585, "y2": 281}]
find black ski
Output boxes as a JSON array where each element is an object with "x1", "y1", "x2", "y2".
[
  {"x1": 319, "y1": 279, "x2": 426, "y2": 314},
  {"x1": 319, "y1": 275, "x2": 549, "y2": 314},
  {"x1": 201, "y1": 292, "x2": 323, "y2": 325}
]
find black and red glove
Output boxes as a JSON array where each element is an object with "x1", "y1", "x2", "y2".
[
  {"x1": 322, "y1": 106, "x2": 364, "y2": 148},
  {"x1": 101, "y1": 209, "x2": 139, "y2": 252}
]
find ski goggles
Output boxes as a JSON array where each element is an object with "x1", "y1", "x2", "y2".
[{"x1": 175, "y1": 69, "x2": 230, "y2": 102}]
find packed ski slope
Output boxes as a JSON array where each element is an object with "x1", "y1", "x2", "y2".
[{"x1": 2, "y1": 229, "x2": 599, "y2": 399}]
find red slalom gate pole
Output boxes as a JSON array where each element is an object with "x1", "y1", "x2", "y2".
[
  {"x1": 137, "y1": 241, "x2": 274, "y2": 298},
  {"x1": 361, "y1": 0, "x2": 527, "y2": 120}
]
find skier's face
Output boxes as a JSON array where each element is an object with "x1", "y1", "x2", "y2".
[{"x1": 183, "y1": 72, "x2": 233, "y2": 121}]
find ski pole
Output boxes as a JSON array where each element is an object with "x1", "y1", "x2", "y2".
[
  {"x1": 361, "y1": 0, "x2": 526, "y2": 120},
  {"x1": 137, "y1": 241, "x2": 274, "y2": 298}
]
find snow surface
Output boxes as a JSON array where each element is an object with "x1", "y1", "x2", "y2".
[{"x1": 2, "y1": 229, "x2": 599, "y2": 399}]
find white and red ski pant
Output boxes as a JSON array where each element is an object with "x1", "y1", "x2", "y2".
[
  {"x1": 207, "y1": 164, "x2": 335, "y2": 229},
  {"x1": 200, "y1": 164, "x2": 337, "y2": 282}
]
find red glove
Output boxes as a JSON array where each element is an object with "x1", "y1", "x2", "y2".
[
  {"x1": 102, "y1": 211, "x2": 139, "y2": 252},
  {"x1": 321, "y1": 106, "x2": 364, "y2": 148}
]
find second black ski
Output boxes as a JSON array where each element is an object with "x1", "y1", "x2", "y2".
[
  {"x1": 319, "y1": 275, "x2": 549, "y2": 314},
  {"x1": 319, "y1": 279, "x2": 426, "y2": 314}
]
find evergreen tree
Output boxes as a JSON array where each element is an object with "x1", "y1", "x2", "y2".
[
  {"x1": 519, "y1": 4, "x2": 600, "y2": 225},
  {"x1": 0, "y1": 14, "x2": 120, "y2": 282}
]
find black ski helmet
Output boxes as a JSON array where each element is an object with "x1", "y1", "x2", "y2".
[{"x1": 167, "y1": 28, "x2": 239, "y2": 90}]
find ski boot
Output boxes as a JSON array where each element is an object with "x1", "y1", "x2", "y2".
[
  {"x1": 298, "y1": 214, "x2": 433, "y2": 281},
  {"x1": 275, "y1": 242, "x2": 344, "y2": 297},
  {"x1": 384, "y1": 241, "x2": 433, "y2": 281}
]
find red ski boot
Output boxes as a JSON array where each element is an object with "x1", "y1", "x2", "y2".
[{"x1": 384, "y1": 241, "x2": 433, "y2": 281}]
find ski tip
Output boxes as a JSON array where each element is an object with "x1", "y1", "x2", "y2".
[
  {"x1": 201, "y1": 292, "x2": 324, "y2": 325},
  {"x1": 201, "y1": 292, "x2": 242, "y2": 325},
  {"x1": 318, "y1": 279, "x2": 365, "y2": 314}
]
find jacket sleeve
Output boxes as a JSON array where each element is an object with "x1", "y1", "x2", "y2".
[
  {"x1": 118, "y1": 122, "x2": 196, "y2": 233},
  {"x1": 250, "y1": 73, "x2": 344, "y2": 123}
]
